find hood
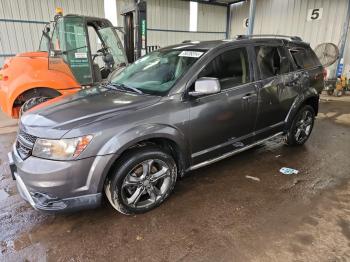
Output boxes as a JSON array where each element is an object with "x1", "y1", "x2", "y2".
[
  {"x1": 17, "y1": 51, "x2": 48, "y2": 58},
  {"x1": 20, "y1": 87, "x2": 161, "y2": 138}
]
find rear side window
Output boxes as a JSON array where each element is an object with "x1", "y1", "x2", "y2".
[
  {"x1": 198, "y1": 48, "x2": 250, "y2": 90},
  {"x1": 289, "y1": 47, "x2": 320, "y2": 70},
  {"x1": 255, "y1": 46, "x2": 292, "y2": 79}
]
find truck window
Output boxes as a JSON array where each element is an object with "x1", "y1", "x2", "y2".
[
  {"x1": 289, "y1": 47, "x2": 320, "y2": 70},
  {"x1": 255, "y1": 46, "x2": 292, "y2": 79},
  {"x1": 198, "y1": 48, "x2": 250, "y2": 90}
]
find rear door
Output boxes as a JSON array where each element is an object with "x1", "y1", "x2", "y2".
[
  {"x1": 288, "y1": 44, "x2": 324, "y2": 93},
  {"x1": 189, "y1": 46, "x2": 258, "y2": 164},
  {"x1": 253, "y1": 43, "x2": 293, "y2": 140}
]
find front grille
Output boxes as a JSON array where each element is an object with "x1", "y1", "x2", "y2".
[
  {"x1": 16, "y1": 129, "x2": 37, "y2": 160},
  {"x1": 18, "y1": 129, "x2": 37, "y2": 144}
]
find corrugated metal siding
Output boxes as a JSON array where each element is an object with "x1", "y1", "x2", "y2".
[
  {"x1": 114, "y1": 0, "x2": 227, "y2": 50},
  {"x1": 230, "y1": 0, "x2": 350, "y2": 76},
  {"x1": 198, "y1": 3, "x2": 226, "y2": 33},
  {"x1": 147, "y1": 0, "x2": 226, "y2": 47},
  {"x1": 116, "y1": 0, "x2": 135, "y2": 27},
  {"x1": 0, "y1": 0, "x2": 104, "y2": 66}
]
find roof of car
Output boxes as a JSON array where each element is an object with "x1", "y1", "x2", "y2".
[{"x1": 161, "y1": 36, "x2": 309, "y2": 52}]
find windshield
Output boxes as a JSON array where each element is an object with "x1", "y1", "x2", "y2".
[
  {"x1": 98, "y1": 27, "x2": 127, "y2": 66},
  {"x1": 110, "y1": 50, "x2": 204, "y2": 95}
]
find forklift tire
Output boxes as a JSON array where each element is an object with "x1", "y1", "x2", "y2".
[{"x1": 20, "y1": 96, "x2": 50, "y2": 117}]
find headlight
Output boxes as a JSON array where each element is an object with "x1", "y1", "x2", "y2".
[{"x1": 32, "y1": 135, "x2": 93, "y2": 160}]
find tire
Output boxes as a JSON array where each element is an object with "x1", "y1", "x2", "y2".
[
  {"x1": 105, "y1": 146, "x2": 177, "y2": 215},
  {"x1": 286, "y1": 105, "x2": 315, "y2": 146},
  {"x1": 20, "y1": 96, "x2": 50, "y2": 116}
]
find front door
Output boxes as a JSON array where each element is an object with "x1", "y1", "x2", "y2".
[
  {"x1": 49, "y1": 16, "x2": 94, "y2": 85},
  {"x1": 189, "y1": 47, "x2": 258, "y2": 165}
]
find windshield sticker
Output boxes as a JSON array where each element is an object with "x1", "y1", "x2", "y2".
[
  {"x1": 178, "y1": 51, "x2": 203, "y2": 58},
  {"x1": 75, "y1": 52, "x2": 88, "y2": 59}
]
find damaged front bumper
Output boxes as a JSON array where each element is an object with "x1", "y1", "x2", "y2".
[{"x1": 8, "y1": 146, "x2": 103, "y2": 213}]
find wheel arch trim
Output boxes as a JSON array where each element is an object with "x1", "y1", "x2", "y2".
[
  {"x1": 94, "y1": 124, "x2": 190, "y2": 192},
  {"x1": 284, "y1": 89, "x2": 319, "y2": 130}
]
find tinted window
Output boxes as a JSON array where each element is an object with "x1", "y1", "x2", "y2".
[
  {"x1": 255, "y1": 46, "x2": 292, "y2": 79},
  {"x1": 290, "y1": 47, "x2": 320, "y2": 69},
  {"x1": 198, "y1": 48, "x2": 250, "y2": 90}
]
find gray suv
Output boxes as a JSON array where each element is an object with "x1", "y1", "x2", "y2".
[{"x1": 9, "y1": 36, "x2": 324, "y2": 215}]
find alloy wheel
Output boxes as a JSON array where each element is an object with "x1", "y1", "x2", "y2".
[
  {"x1": 120, "y1": 159, "x2": 172, "y2": 209},
  {"x1": 294, "y1": 110, "x2": 313, "y2": 143}
]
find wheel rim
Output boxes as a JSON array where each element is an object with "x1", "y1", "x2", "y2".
[
  {"x1": 294, "y1": 110, "x2": 313, "y2": 143},
  {"x1": 120, "y1": 159, "x2": 173, "y2": 209}
]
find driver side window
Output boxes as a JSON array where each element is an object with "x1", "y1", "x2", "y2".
[{"x1": 198, "y1": 48, "x2": 250, "y2": 90}]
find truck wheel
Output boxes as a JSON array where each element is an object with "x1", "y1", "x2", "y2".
[
  {"x1": 20, "y1": 96, "x2": 50, "y2": 116},
  {"x1": 286, "y1": 105, "x2": 315, "y2": 146},
  {"x1": 105, "y1": 146, "x2": 177, "y2": 215}
]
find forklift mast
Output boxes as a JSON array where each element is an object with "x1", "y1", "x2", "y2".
[{"x1": 122, "y1": 1, "x2": 147, "y2": 63}]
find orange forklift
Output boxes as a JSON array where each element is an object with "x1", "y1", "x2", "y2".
[{"x1": 0, "y1": 8, "x2": 129, "y2": 118}]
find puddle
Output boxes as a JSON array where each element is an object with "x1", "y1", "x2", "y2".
[{"x1": 0, "y1": 189, "x2": 9, "y2": 201}]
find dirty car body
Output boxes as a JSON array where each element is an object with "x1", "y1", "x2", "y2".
[{"x1": 8, "y1": 36, "x2": 324, "y2": 214}]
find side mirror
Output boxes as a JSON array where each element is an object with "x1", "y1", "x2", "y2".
[{"x1": 189, "y1": 77, "x2": 221, "y2": 97}]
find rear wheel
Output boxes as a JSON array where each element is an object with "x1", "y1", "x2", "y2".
[
  {"x1": 20, "y1": 96, "x2": 50, "y2": 116},
  {"x1": 286, "y1": 105, "x2": 315, "y2": 146},
  {"x1": 105, "y1": 146, "x2": 177, "y2": 215}
]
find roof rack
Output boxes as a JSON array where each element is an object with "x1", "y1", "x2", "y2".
[{"x1": 235, "y1": 34, "x2": 303, "y2": 41}]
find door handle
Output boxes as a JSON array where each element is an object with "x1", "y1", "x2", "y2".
[{"x1": 242, "y1": 93, "x2": 257, "y2": 100}]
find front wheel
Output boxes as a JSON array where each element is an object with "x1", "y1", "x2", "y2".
[
  {"x1": 105, "y1": 147, "x2": 177, "y2": 215},
  {"x1": 286, "y1": 105, "x2": 315, "y2": 146},
  {"x1": 20, "y1": 96, "x2": 50, "y2": 116}
]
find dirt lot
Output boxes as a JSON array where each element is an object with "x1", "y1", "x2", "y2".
[{"x1": 1, "y1": 99, "x2": 350, "y2": 262}]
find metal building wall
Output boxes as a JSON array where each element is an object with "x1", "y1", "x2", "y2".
[
  {"x1": 0, "y1": 0, "x2": 104, "y2": 66},
  {"x1": 146, "y1": 0, "x2": 226, "y2": 47},
  {"x1": 230, "y1": 0, "x2": 350, "y2": 75},
  {"x1": 114, "y1": 0, "x2": 226, "y2": 50},
  {"x1": 116, "y1": 0, "x2": 134, "y2": 27}
]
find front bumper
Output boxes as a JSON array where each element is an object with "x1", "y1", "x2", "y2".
[{"x1": 8, "y1": 145, "x2": 112, "y2": 213}]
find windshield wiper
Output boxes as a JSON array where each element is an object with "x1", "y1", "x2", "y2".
[{"x1": 104, "y1": 82, "x2": 143, "y2": 94}]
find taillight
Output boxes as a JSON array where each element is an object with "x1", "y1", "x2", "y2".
[{"x1": 323, "y1": 68, "x2": 327, "y2": 80}]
